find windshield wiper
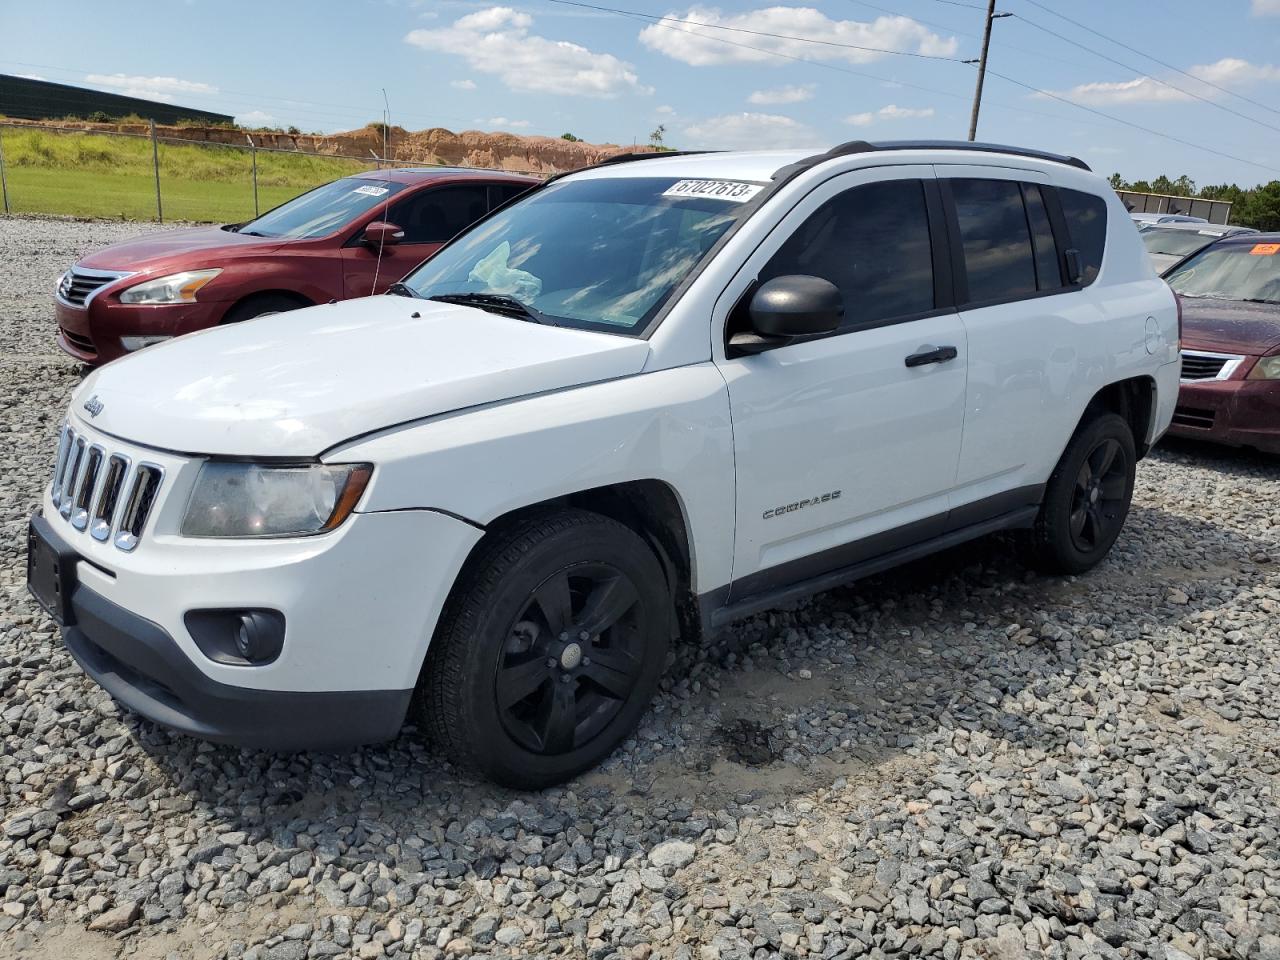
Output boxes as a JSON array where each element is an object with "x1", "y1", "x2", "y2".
[
  {"x1": 427, "y1": 292, "x2": 546, "y2": 324},
  {"x1": 386, "y1": 281, "x2": 421, "y2": 298},
  {"x1": 1241, "y1": 297, "x2": 1280, "y2": 305}
]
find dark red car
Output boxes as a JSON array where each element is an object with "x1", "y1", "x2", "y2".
[
  {"x1": 55, "y1": 168, "x2": 537, "y2": 364},
  {"x1": 1165, "y1": 232, "x2": 1280, "y2": 453}
]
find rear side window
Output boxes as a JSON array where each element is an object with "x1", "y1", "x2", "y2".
[
  {"x1": 1059, "y1": 188, "x2": 1108, "y2": 285},
  {"x1": 489, "y1": 183, "x2": 531, "y2": 209},
  {"x1": 1023, "y1": 184, "x2": 1063, "y2": 290},
  {"x1": 759, "y1": 179, "x2": 935, "y2": 331},
  {"x1": 951, "y1": 179, "x2": 1037, "y2": 303}
]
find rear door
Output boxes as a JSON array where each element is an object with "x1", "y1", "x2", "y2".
[
  {"x1": 714, "y1": 166, "x2": 969, "y2": 595},
  {"x1": 937, "y1": 167, "x2": 1108, "y2": 510},
  {"x1": 341, "y1": 182, "x2": 492, "y2": 297}
]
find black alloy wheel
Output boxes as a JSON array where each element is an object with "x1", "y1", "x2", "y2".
[
  {"x1": 496, "y1": 563, "x2": 644, "y2": 756},
  {"x1": 1068, "y1": 437, "x2": 1129, "y2": 552}
]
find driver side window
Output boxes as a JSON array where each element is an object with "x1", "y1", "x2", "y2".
[
  {"x1": 758, "y1": 179, "x2": 936, "y2": 332},
  {"x1": 390, "y1": 185, "x2": 490, "y2": 244}
]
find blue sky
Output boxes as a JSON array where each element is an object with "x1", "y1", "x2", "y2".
[{"x1": 5, "y1": 0, "x2": 1280, "y2": 187}]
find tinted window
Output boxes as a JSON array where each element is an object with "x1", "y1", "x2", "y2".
[
  {"x1": 1060, "y1": 188, "x2": 1108, "y2": 285},
  {"x1": 758, "y1": 179, "x2": 935, "y2": 331},
  {"x1": 392, "y1": 184, "x2": 490, "y2": 243},
  {"x1": 952, "y1": 179, "x2": 1037, "y2": 303},
  {"x1": 1023, "y1": 184, "x2": 1063, "y2": 290},
  {"x1": 490, "y1": 183, "x2": 531, "y2": 209}
]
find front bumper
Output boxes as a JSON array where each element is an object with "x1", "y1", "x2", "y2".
[
  {"x1": 1168, "y1": 375, "x2": 1280, "y2": 453},
  {"x1": 55, "y1": 296, "x2": 223, "y2": 365},
  {"x1": 64, "y1": 579, "x2": 411, "y2": 750}
]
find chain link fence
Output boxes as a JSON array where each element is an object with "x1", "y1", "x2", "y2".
[{"x1": 0, "y1": 121, "x2": 550, "y2": 224}]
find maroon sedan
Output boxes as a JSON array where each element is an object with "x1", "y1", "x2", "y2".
[
  {"x1": 55, "y1": 168, "x2": 537, "y2": 364},
  {"x1": 1165, "y1": 233, "x2": 1280, "y2": 453}
]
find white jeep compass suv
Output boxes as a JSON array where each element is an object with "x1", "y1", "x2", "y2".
[{"x1": 28, "y1": 141, "x2": 1180, "y2": 787}]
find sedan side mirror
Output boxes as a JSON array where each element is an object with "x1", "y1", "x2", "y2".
[
  {"x1": 363, "y1": 221, "x2": 404, "y2": 249},
  {"x1": 729, "y1": 275, "x2": 844, "y2": 355}
]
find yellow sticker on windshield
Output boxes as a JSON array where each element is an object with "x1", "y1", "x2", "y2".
[{"x1": 1250, "y1": 243, "x2": 1280, "y2": 255}]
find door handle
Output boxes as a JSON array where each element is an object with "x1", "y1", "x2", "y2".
[{"x1": 904, "y1": 345, "x2": 958, "y2": 368}]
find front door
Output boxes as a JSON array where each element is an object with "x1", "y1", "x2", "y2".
[
  {"x1": 341, "y1": 182, "x2": 491, "y2": 297},
  {"x1": 714, "y1": 167, "x2": 968, "y2": 595}
]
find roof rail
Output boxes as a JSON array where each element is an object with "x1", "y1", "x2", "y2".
[
  {"x1": 593, "y1": 149, "x2": 720, "y2": 168},
  {"x1": 773, "y1": 139, "x2": 1090, "y2": 181}
]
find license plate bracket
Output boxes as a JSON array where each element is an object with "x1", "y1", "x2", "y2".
[{"x1": 27, "y1": 514, "x2": 78, "y2": 626}]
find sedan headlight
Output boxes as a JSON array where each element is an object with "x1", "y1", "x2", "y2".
[
  {"x1": 1248, "y1": 355, "x2": 1280, "y2": 380},
  {"x1": 119, "y1": 269, "x2": 221, "y2": 304},
  {"x1": 182, "y1": 462, "x2": 373, "y2": 538}
]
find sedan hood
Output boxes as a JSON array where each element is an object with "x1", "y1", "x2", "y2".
[
  {"x1": 74, "y1": 297, "x2": 651, "y2": 456},
  {"x1": 1180, "y1": 296, "x2": 1280, "y2": 356},
  {"x1": 77, "y1": 225, "x2": 283, "y2": 272}
]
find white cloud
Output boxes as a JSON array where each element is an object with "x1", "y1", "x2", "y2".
[
  {"x1": 655, "y1": 104, "x2": 676, "y2": 115},
  {"x1": 450, "y1": 79, "x2": 477, "y2": 91},
  {"x1": 845, "y1": 103, "x2": 934, "y2": 126},
  {"x1": 406, "y1": 7, "x2": 650, "y2": 98},
  {"x1": 640, "y1": 7, "x2": 957, "y2": 67},
  {"x1": 85, "y1": 73, "x2": 217, "y2": 103},
  {"x1": 486, "y1": 116, "x2": 532, "y2": 128},
  {"x1": 1253, "y1": 0, "x2": 1280, "y2": 14},
  {"x1": 681, "y1": 111, "x2": 823, "y2": 149},
  {"x1": 238, "y1": 110, "x2": 277, "y2": 127},
  {"x1": 1044, "y1": 57, "x2": 1280, "y2": 105},
  {"x1": 748, "y1": 84, "x2": 815, "y2": 105}
]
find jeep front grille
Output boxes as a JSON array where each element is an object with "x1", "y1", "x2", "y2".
[{"x1": 49, "y1": 424, "x2": 164, "y2": 552}]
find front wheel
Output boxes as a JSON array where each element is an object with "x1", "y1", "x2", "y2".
[
  {"x1": 1022, "y1": 412, "x2": 1137, "y2": 575},
  {"x1": 417, "y1": 510, "x2": 671, "y2": 788}
]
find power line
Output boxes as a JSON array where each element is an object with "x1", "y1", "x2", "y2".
[
  {"x1": 1007, "y1": 12, "x2": 1280, "y2": 136},
  {"x1": 985, "y1": 68, "x2": 1279, "y2": 176},
  {"x1": 544, "y1": 0, "x2": 965, "y2": 61},
  {"x1": 1019, "y1": 0, "x2": 1280, "y2": 120}
]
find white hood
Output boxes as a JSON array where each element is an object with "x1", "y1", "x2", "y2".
[{"x1": 74, "y1": 297, "x2": 651, "y2": 456}]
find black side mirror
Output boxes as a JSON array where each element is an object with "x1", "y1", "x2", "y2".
[{"x1": 729, "y1": 275, "x2": 844, "y2": 355}]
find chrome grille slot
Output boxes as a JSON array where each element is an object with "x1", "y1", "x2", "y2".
[
  {"x1": 115, "y1": 465, "x2": 163, "y2": 552},
  {"x1": 1180, "y1": 350, "x2": 1244, "y2": 382},
  {"x1": 71, "y1": 445, "x2": 104, "y2": 530},
  {"x1": 50, "y1": 426, "x2": 74, "y2": 509},
  {"x1": 59, "y1": 268, "x2": 122, "y2": 307},
  {"x1": 91, "y1": 455, "x2": 129, "y2": 542},
  {"x1": 58, "y1": 436, "x2": 86, "y2": 518}
]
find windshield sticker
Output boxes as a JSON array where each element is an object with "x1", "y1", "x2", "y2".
[
  {"x1": 353, "y1": 185, "x2": 390, "y2": 197},
  {"x1": 1249, "y1": 243, "x2": 1280, "y2": 256},
  {"x1": 661, "y1": 180, "x2": 763, "y2": 203}
]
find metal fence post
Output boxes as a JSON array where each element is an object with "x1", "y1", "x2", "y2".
[
  {"x1": 0, "y1": 126, "x2": 10, "y2": 215},
  {"x1": 150, "y1": 119, "x2": 163, "y2": 223},
  {"x1": 246, "y1": 134, "x2": 259, "y2": 217}
]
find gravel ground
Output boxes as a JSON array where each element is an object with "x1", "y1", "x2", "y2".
[{"x1": 2, "y1": 215, "x2": 1280, "y2": 960}]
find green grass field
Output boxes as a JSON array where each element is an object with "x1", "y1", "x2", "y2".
[{"x1": 1, "y1": 128, "x2": 380, "y2": 222}]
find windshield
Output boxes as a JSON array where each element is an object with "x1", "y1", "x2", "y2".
[
  {"x1": 402, "y1": 176, "x2": 757, "y2": 334},
  {"x1": 1142, "y1": 229, "x2": 1220, "y2": 258},
  {"x1": 238, "y1": 178, "x2": 406, "y2": 239},
  {"x1": 1166, "y1": 241, "x2": 1280, "y2": 303}
]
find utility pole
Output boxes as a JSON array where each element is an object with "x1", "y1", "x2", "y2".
[
  {"x1": 967, "y1": 0, "x2": 1011, "y2": 141},
  {"x1": 381, "y1": 88, "x2": 390, "y2": 163}
]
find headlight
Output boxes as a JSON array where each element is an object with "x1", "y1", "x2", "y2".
[
  {"x1": 181, "y1": 462, "x2": 372, "y2": 538},
  {"x1": 1248, "y1": 356, "x2": 1280, "y2": 380},
  {"x1": 119, "y1": 269, "x2": 221, "y2": 304}
]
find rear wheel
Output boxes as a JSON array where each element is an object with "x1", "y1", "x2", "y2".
[
  {"x1": 418, "y1": 510, "x2": 671, "y2": 788},
  {"x1": 1022, "y1": 412, "x2": 1136, "y2": 575},
  {"x1": 220, "y1": 294, "x2": 306, "y2": 325}
]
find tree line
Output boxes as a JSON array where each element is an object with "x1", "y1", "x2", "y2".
[{"x1": 1108, "y1": 173, "x2": 1280, "y2": 231}]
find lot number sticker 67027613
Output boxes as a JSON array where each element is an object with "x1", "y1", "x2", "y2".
[{"x1": 661, "y1": 180, "x2": 763, "y2": 203}]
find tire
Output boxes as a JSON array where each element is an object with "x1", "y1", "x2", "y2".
[
  {"x1": 1022, "y1": 412, "x2": 1137, "y2": 575},
  {"x1": 417, "y1": 509, "x2": 671, "y2": 788},
  {"x1": 220, "y1": 294, "x2": 306, "y2": 325}
]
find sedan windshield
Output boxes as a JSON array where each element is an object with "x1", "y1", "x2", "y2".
[
  {"x1": 237, "y1": 178, "x2": 407, "y2": 240},
  {"x1": 402, "y1": 177, "x2": 757, "y2": 334},
  {"x1": 1166, "y1": 242, "x2": 1280, "y2": 303},
  {"x1": 1142, "y1": 229, "x2": 1222, "y2": 259}
]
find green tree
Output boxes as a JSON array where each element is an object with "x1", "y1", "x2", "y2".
[
  {"x1": 649, "y1": 124, "x2": 666, "y2": 148},
  {"x1": 1236, "y1": 181, "x2": 1280, "y2": 231},
  {"x1": 1108, "y1": 172, "x2": 1127, "y2": 190},
  {"x1": 561, "y1": 132, "x2": 581, "y2": 142}
]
